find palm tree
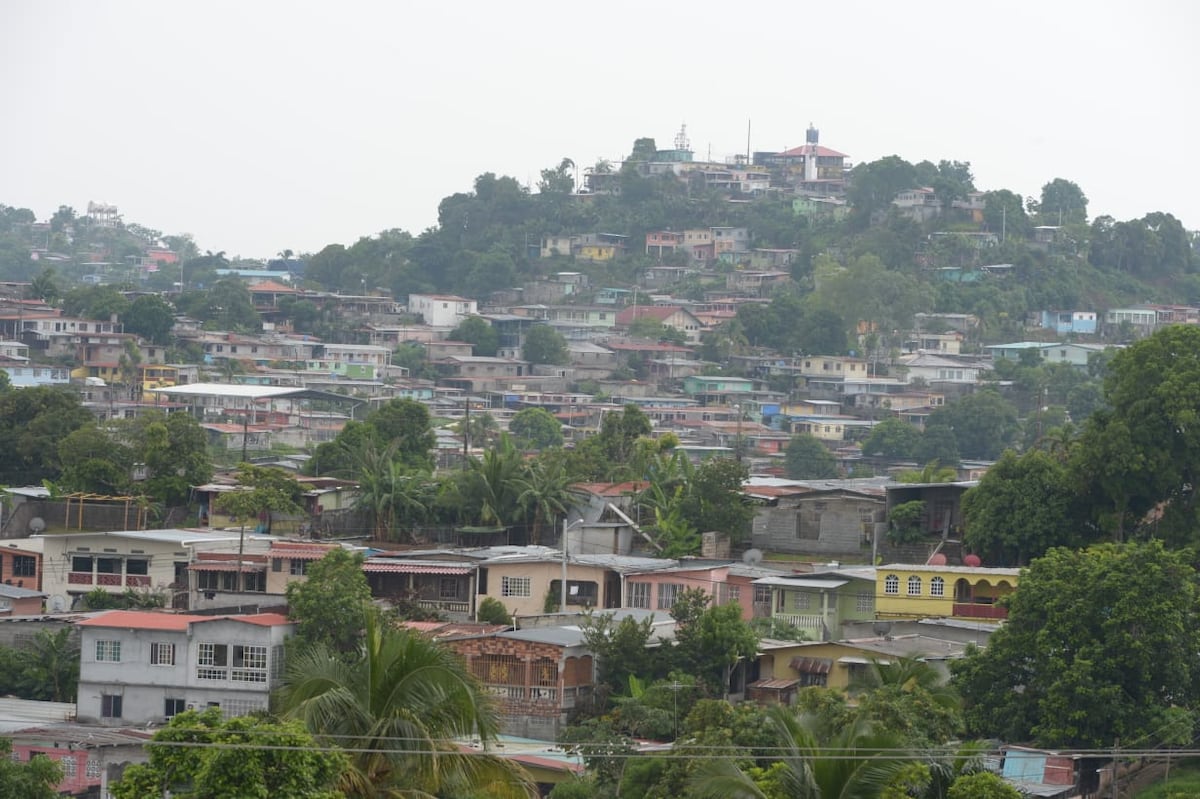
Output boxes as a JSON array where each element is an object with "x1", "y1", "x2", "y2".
[
  {"x1": 279, "y1": 610, "x2": 535, "y2": 799},
  {"x1": 467, "y1": 435, "x2": 526, "y2": 528},
  {"x1": 354, "y1": 443, "x2": 428, "y2": 541},
  {"x1": 516, "y1": 456, "x2": 571, "y2": 546},
  {"x1": 848, "y1": 656, "x2": 960, "y2": 711},
  {"x1": 897, "y1": 460, "x2": 958, "y2": 484},
  {"x1": 690, "y1": 707, "x2": 912, "y2": 799}
]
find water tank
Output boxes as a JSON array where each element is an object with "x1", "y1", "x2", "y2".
[
  {"x1": 928, "y1": 553, "x2": 948, "y2": 566},
  {"x1": 963, "y1": 554, "x2": 983, "y2": 568},
  {"x1": 806, "y1": 126, "x2": 819, "y2": 144}
]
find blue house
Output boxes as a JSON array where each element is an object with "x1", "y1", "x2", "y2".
[{"x1": 1033, "y1": 310, "x2": 1097, "y2": 335}]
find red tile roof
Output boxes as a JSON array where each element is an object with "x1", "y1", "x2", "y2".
[
  {"x1": 79, "y1": 611, "x2": 206, "y2": 631},
  {"x1": 248, "y1": 279, "x2": 298, "y2": 293}
]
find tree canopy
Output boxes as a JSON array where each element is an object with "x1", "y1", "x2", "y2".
[{"x1": 952, "y1": 540, "x2": 1200, "y2": 748}]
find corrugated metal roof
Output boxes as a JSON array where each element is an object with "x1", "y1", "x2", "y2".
[{"x1": 363, "y1": 561, "x2": 471, "y2": 575}]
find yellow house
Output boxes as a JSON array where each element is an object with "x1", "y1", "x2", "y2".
[
  {"x1": 752, "y1": 634, "x2": 971, "y2": 702},
  {"x1": 577, "y1": 243, "x2": 617, "y2": 262},
  {"x1": 875, "y1": 563, "x2": 1019, "y2": 622}
]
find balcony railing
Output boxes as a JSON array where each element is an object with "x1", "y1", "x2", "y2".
[
  {"x1": 417, "y1": 599, "x2": 471, "y2": 615},
  {"x1": 68, "y1": 571, "x2": 93, "y2": 585},
  {"x1": 953, "y1": 603, "x2": 1008, "y2": 620},
  {"x1": 775, "y1": 613, "x2": 829, "y2": 635},
  {"x1": 97, "y1": 573, "x2": 122, "y2": 586},
  {"x1": 126, "y1": 575, "x2": 151, "y2": 587}
]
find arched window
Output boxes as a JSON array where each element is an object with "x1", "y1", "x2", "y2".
[
  {"x1": 884, "y1": 574, "x2": 899, "y2": 595},
  {"x1": 930, "y1": 576, "x2": 945, "y2": 597},
  {"x1": 907, "y1": 575, "x2": 922, "y2": 596}
]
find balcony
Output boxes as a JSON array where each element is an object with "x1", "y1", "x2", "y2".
[
  {"x1": 775, "y1": 613, "x2": 830, "y2": 638},
  {"x1": 68, "y1": 571, "x2": 93, "y2": 585},
  {"x1": 417, "y1": 599, "x2": 471, "y2": 615},
  {"x1": 953, "y1": 602, "x2": 1007, "y2": 620}
]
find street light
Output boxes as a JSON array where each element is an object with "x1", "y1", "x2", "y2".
[{"x1": 561, "y1": 518, "x2": 584, "y2": 612}]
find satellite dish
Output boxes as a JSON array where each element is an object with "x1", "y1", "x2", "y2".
[
  {"x1": 872, "y1": 621, "x2": 893, "y2": 638},
  {"x1": 49, "y1": 595, "x2": 67, "y2": 613},
  {"x1": 28, "y1": 517, "x2": 46, "y2": 533},
  {"x1": 742, "y1": 548, "x2": 764, "y2": 566}
]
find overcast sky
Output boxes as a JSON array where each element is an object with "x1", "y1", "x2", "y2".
[{"x1": 1, "y1": 1, "x2": 1195, "y2": 259}]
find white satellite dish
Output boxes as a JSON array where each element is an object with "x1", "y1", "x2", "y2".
[
  {"x1": 28, "y1": 517, "x2": 46, "y2": 533},
  {"x1": 49, "y1": 594, "x2": 67, "y2": 613},
  {"x1": 742, "y1": 548, "x2": 764, "y2": 566}
]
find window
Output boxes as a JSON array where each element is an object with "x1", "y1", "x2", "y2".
[
  {"x1": 907, "y1": 575, "x2": 922, "y2": 596},
  {"x1": 657, "y1": 582, "x2": 681, "y2": 610},
  {"x1": 97, "y1": 557, "x2": 120, "y2": 575},
  {"x1": 930, "y1": 576, "x2": 945, "y2": 597},
  {"x1": 95, "y1": 640, "x2": 121, "y2": 662},
  {"x1": 150, "y1": 642, "x2": 175, "y2": 666},
  {"x1": 289, "y1": 559, "x2": 309, "y2": 576},
  {"x1": 727, "y1": 585, "x2": 741, "y2": 602},
  {"x1": 629, "y1": 582, "x2": 650, "y2": 609},
  {"x1": 501, "y1": 576, "x2": 531, "y2": 598},
  {"x1": 72, "y1": 556, "x2": 93, "y2": 573},
  {"x1": 232, "y1": 645, "x2": 268, "y2": 682},
  {"x1": 753, "y1": 585, "x2": 772, "y2": 605},
  {"x1": 856, "y1": 592, "x2": 874, "y2": 613},
  {"x1": 884, "y1": 574, "x2": 899, "y2": 595},
  {"x1": 86, "y1": 759, "x2": 101, "y2": 778},
  {"x1": 439, "y1": 578, "x2": 460, "y2": 600},
  {"x1": 12, "y1": 556, "x2": 36, "y2": 577},
  {"x1": 61, "y1": 755, "x2": 76, "y2": 777},
  {"x1": 243, "y1": 571, "x2": 266, "y2": 592},
  {"x1": 197, "y1": 642, "x2": 228, "y2": 680},
  {"x1": 791, "y1": 592, "x2": 811, "y2": 610},
  {"x1": 271, "y1": 558, "x2": 282, "y2": 572},
  {"x1": 125, "y1": 558, "x2": 149, "y2": 576},
  {"x1": 197, "y1": 570, "x2": 220, "y2": 591},
  {"x1": 101, "y1": 694, "x2": 123, "y2": 719},
  {"x1": 165, "y1": 698, "x2": 186, "y2": 718}
]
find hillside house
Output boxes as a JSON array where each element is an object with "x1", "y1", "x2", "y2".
[
  {"x1": 76, "y1": 610, "x2": 294, "y2": 725},
  {"x1": 407, "y1": 294, "x2": 478, "y2": 327},
  {"x1": 753, "y1": 567, "x2": 877, "y2": 641},
  {"x1": 876, "y1": 563, "x2": 1019, "y2": 622},
  {"x1": 747, "y1": 481, "x2": 888, "y2": 558}
]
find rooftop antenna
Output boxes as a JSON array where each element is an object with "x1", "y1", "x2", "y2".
[{"x1": 746, "y1": 118, "x2": 751, "y2": 162}]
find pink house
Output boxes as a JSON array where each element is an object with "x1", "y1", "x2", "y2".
[
  {"x1": 624, "y1": 563, "x2": 778, "y2": 622},
  {"x1": 8, "y1": 723, "x2": 151, "y2": 794}
]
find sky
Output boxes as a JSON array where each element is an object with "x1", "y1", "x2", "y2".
[{"x1": 1, "y1": 0, "x2": 1196, "y2": 259}]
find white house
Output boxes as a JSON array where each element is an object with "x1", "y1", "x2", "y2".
[
  {"x1": 76, "y1": 610, "x2": 294, "y2": 725},
  {"x1": 36, "y1": 529, "x2": 273, "y2": 610},
  {"x1": 407, "y1": 294, "x2": 478, "y2": 327},
  {"x1": 897, "y1": 353, "x2": 986, "y2": 384}
]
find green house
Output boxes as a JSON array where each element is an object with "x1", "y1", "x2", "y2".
[{"x1": 753, "y1": 567, "x2": 877, "y2": 641}]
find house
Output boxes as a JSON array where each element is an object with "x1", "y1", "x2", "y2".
[
  {"x1": 875, "y1": 563, "x2": 1019, "y2": 622},
  {"x1": 446, "y1": 609, "x2": 674, "y2": 740},
  {"x1": 749, "y1": 633, "x2": 970, "y2": 703},
  {"x1": 540, "y1": 235, "x2": 578, "y2": 258},
  {"x1": 363, "y1": 556, "x2": 478, "y2": 619},
  {"x1": 897, "y1": 352, "x2": 986, "y2": 384},
  {"x1": 407, "y1": 294, "x2": 478, "y2": 327},
  {"x1": 645, "y1": 231, "x2": 684, "y2": 258},
  {"x1": 475, "y1": 548, "x2": 668, "y2": 618},
  {"x1": 37, "y1": 529, "x2": 273, "y2": 611},
  {"x1": 1031, "y1": 310, "x2": 1098, "y2": 335},
  {"x1": 76, "y1": 609, "x2": 294, "y2": 725},
  {"x1": 796, "y1": 355, "x2": 871, "y2": 378},
  {"x1": 0, "y1": 544, "x2": 42, "y2": 590},
  {"x1": 902, "y1": 332, "x2": 963, "y2": 355},
  {"x1": 984, "y1": 341, "x2": 1112, "y2": 369},
  {"x1": 746, "y1": 480, "x2": 888, "y2": 558},
  {"x1": 438, "y1": 356, "x2": 529, "y2": 380},
  {"x1": 753, "y1": 128, "x2": 849, "y2": 183},
  {"x1": 753, "y1": 567, "x2": 877, "y2": 640},
  {"x1": 710, "y1": 227, "x2": 750, "y2": 254},
  {"x1": 682, "y1": 375, "x2": 754, "y2": 396},
  {"x1": 615, "y1": 305, "x2": 703, "y2": 343},
  {"x1": 6, "y1": 721, "x2": 151, "y2": 797},
  {"x1": 0, "y1": 583, "x2": 45, "y2": 616},
  {"x1": 726, "y1": 270, "x2": 791, "y2": 296},
  {"x1": 884, "y1": 481, "x2": 975, "y2": 543}
]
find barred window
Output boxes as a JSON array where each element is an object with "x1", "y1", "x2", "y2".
[
  {"x1": 907, "y1": 575, "x2": 922, "y2": 596},
  {"x1": 930, "y1": 576, "x2": 945, "y2": 597},
  {"x1": 856, "y1": 593, "x2": 874, "y2": 613},
  {"x1": 95, "y1": 640, "x2": 121, "y2": 662},
  {"x1": 61, "y1": 755, "x2": 77, "y2": 777},
  {"x1": 884, "y1": 574, "x2": 899, "y2": 595},
  {"x1": 628, "y1": 582, "x2": 650, "y2": 609},
  {"x1": 231, "y1": 645, "x2": 268, "y2": 683},
  {"x1": 197, "y1": 643, "x2": 228, "y2": 680},
  {"x1": 150, "y1": 642, "x2": 175, "y2": 666},
  {"x1": 501, "y1": 576, "x2": 531, "y2": 597},
  {"x1": 657, "y1": 583, "x2": 682, "y2": 610}
]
